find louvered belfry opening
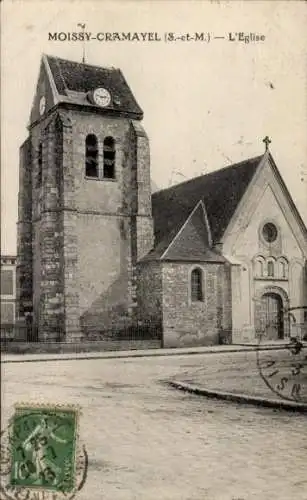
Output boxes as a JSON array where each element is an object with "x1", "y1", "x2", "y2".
[
  {"x1": 103, "y1": 136, "x2": 115, "y2": 179},
  {"x1": 85, "y1": 134, "x2": 99, "y2": 178}
]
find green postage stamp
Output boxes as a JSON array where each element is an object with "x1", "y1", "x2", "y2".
[
  {"x1": 11, "y1": 406, "x2": 77, "y2": 491},
  {"x1": 1, "y1": 403, "x2": 88, "y2": 500}
]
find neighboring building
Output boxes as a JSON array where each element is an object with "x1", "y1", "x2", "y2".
[
  {"x1": 1, "y1": 255, "x2": 17, "y2": 337},
  {"x1": 17, "y1": 54, "x2": 307, "y2": 346}
]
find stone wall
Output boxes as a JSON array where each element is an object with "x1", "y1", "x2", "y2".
[
  {"x1": 39, "y1": 120, "x2": 64, "y2": 341},
  {"x1": 59, "y1": 113, "x2": 80, "y2": 341},
  {"x1": 161, "y1": 261, "x2": 230, "y2": 347},
  {"x1": 1, "y1": 339, "x2": 161, "y2": 354},
  {"x1": 24, "y1": 116, "x2": 67, "y2": 341},
  {"x1": 130, "y1": 121, "x2": 154, "y2": 261},
  {"x1": 136, "y1": 261, "x2": 163, "y2": 328},
  {"x1": 67, "y1": 110, "x2": 153, "y2": 336}
]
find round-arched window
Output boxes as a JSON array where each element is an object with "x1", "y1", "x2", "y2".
[{"x1": 262, "y1": 223, "x2": 278, "y2": 243}]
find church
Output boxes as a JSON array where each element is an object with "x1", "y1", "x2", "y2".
[{"x1": 16, "y1": 54, "x2": 307, "y2": 347}]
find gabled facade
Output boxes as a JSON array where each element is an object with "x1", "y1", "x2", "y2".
[{"x1": 221, "y1": 152, "x2": 307, "y2": 342}]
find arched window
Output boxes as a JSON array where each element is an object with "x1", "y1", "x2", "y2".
[
  {"x1": 254, "y1": 258, "x2": 264, "y2": 277},
  {"x1": 258, "y1": 260, "x2": 264, "y2": 277},
  {"x1": 37, "y1": 143, "x2": 43, "y2": 187},
  {"x1": 191, "y1": 268, "x2": 203, "y2": 302},
  {"x1": 267, "y1": 261, "x2": 274, "y2": 277},
  {"x1": 103, "y1": 136, "x2": 115, "y2": 179},
  {"x1": 278, "y1": 258, "x2": 288, "y2": 279},
  {"x1": 85, "y1": 134, "x2": 98, "y2": 178}
]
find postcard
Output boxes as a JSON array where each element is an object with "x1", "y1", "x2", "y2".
[{"x1": 1, "y1": 1, "x2": 307, "y2": 499}]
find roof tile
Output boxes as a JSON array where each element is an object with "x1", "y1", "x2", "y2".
[{"x1": 46, "y1": 55, "x2": 143, "y2": 118}]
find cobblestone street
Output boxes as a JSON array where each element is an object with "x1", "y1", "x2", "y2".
[{"x1": 2, "y1": 351, "x2": 307, "y2": 500}]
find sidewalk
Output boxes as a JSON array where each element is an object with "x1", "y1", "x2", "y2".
[
  {"x1": 166, "y1": 343, "x2": 307, "y2": 412},
  {"x1": 1, "y1": 342, "x2": 290, "y2": 364},
  {"x1": 167, "y1": 380, "x2": 307, "y2": 412}
]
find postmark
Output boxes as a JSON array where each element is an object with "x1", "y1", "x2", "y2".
[
  {"x1": 0, "y1": 404, "x2": 88, "y2": 500},
  {"x1": 256, "y1": 308, "x2": 307, "y2": 403}
]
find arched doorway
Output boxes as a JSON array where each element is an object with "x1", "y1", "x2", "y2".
[{"x1": 258, "y1": 292, "x2": 284, "y2": 340}]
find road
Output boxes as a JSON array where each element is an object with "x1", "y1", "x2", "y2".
[{"x1": 2, "y1": 351, "x2": 307, "y2": 500}]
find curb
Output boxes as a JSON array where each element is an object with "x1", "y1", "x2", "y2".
[
  {"x1": 1, "y1": 345, "x2": 287, "y2": 364},
  {"x1": 167, "y1": 380, "x2": 307, "y2": 413}
]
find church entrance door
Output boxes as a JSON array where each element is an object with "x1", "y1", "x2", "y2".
[{"x1": 259, "y1": 292, "x2": 284, "y2": 340}]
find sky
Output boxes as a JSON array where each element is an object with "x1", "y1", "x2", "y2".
[{"x1": 1, "y1": 0, "x2": 307, "y2": 255}]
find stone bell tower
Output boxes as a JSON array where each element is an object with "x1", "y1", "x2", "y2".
[{"x1": 17, "y1": 54, "x2": 153, "y2": 341}]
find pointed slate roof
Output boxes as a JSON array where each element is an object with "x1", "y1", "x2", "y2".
[
  {"x1": 142, "y1": 202, "x2": 226, "y2": 263},
  {"x1": 45, "y1": 55, "x2": 143, "y2": 119},
  {"x1": 151, "y1": 155, "x2": 264, "y2": 257}
]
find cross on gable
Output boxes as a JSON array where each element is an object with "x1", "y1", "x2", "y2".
[{"x1": 263, "y1": 136, "x2": 272, "y2": 151}]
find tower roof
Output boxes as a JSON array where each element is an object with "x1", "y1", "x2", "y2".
[{"x1": 29, "y1": 54, "x2": 143, "y2": 125}]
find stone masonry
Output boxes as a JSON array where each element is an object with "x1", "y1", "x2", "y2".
[{"x1": 161, "y1": 262, "x2": 231, "y2": 347}]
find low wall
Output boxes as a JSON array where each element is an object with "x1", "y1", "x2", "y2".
[{"x1": 1, "y1": 339, "x2": 162, "y2": 355}]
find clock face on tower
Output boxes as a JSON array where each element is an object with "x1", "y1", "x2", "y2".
[
  {"x1": 92, "y1": 88, "x2": 111, "y2": 107},
  {"x1": 39, "y1": 96, "x2": 46, "y2": 116}
]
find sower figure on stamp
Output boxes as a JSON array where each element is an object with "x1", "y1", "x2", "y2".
[{"x1": 22, "y1": 417, "x2": 67, "y2": 485}]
